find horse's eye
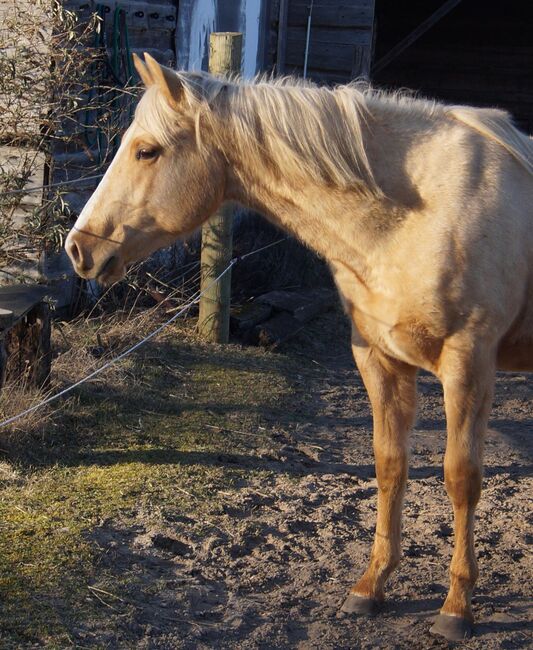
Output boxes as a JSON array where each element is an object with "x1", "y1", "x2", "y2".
[{"x1": 136, "y1": 148, "x2": 158, "y2": 160}]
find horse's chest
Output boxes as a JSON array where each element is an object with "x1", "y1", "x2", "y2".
[{"x1": 331, "y1": 261, "x2": 442, "y2": 371}]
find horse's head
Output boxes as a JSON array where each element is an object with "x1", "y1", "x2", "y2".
[{"x1": 65, "y1": 54, "x2": 226, "y2": 284}]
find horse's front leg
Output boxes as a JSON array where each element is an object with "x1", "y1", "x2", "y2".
[
  {"x1": 342, "y1": 343, "x2": 417, "y2": 614},
  {"x1": 430, "y1": 340, "x2": 495, "y2": 641}
]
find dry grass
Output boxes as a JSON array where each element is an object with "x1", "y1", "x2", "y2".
[
  {"x1": 0, "y1": 256, "x2": 205, "y2": 448},
  {"x1": 0, "y1": 379, "x2": 56, "y2": 447}
]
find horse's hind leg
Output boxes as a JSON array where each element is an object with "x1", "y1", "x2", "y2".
[
  {"x1": 342, "y1": 343, "x2": 417, "y2": 615},
  {"x1": 430, "y1": 340, "x2": 495, "y2": 641}
]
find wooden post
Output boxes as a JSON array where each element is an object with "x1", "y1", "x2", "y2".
[{"x1": 197, "y1": 32, "x2": 243, "y2": 343}]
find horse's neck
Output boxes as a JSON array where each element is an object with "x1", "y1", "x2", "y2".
[
  {"x1": 221, "y1": 99, "x2": 413, "y2": 266},
  {"x1": 227, "y1": 167, "x2": 379, "y2": 261}
]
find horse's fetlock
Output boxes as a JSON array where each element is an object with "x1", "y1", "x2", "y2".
[
  {"x1": 450, "y1": 563, "x2": 478, "y2": 590},
  {"x1": 370, "y1": 550, "x2": 401, "y2": 578}
]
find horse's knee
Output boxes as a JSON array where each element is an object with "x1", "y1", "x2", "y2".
[
  {"x1": 375, "y1": 450, "x2": 408, "y2": 492},
  {"x1": 443, "y1": 455, "x2": 482, "y2": 507}
]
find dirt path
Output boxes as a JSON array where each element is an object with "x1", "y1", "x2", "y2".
[
  {"x1": 87, "y1": 323, "x2": 531, "y2": 650},
  {"x1": 2, "y1": 315, "x2": 531, "y2": 648}
]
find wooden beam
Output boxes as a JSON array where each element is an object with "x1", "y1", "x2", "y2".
[
  {"x1": 372, "y1": 0, "x2": 463, "y2": 76},
  {"x1": 277, "y1": 0, "x2": 289, "y2": 74}
]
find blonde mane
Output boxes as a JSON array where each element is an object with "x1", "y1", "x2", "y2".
[
  {"x1": 136, "y1": 74, "x2": 383, "y2": 196},
  {"x1": 135, "y1": 72, "x2": 533, "y2": 197}
]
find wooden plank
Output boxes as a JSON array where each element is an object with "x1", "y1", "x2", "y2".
[
  {"x1": 256, "y1": 289, "x2": 336, "y2": 322},
  {"x1": 372, "y1": 0, "x2": 464, "y2": 75},
  {"x1": 286, "y1": 39, "x2": 367, "y2": 72},
  {"x1": 0, "y1": 146, "x2": 46, "y2": 285},
  {"x1": 230, "y1": 303, "x2": 272, "y2": 334},
  {"x1": 0, "y1": 0, "x2": 51, "y2": 142},
  {"x1": 0, "y1": 146, "x2": 45, "y2": 210},
  {"x1": 286, "y1": 67, "x2": 352, "y2": 86},
  {"x1": 252, "y1": 312, "x2": 306, "y2": 348},
  {"x1": 116, "y1": 28, "x2": 175, "y2": 50},
  {"x1": 288, "y1": 4, "x2": 374, "y2": 29},
  {"x1": 0, "y1": 284, "x2": 51, "y2": 321},
  {"x1": 352, "y1": 44, "x2": 371, "y2": 79},
  {"x1": 287, "y1": 26, "x2": 372, "y2": 47},
  {"x1": 277, "y1": 0, "x2": 289, "y2": 74}
]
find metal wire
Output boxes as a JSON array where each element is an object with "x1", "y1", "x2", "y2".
[
  {"x1": 1, "y1": 174, "x2": 104, "y2": 197},
  {"x1": 303, "y1": 0, "x2": 314, "y2": 79},
  {"x1": 0, "y1": 237, "x2": 288, "y2": 429}
]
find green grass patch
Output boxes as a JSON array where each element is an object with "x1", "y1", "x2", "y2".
[{"x1": 0, "y1": 321, "x2": 307, "y2": 646}]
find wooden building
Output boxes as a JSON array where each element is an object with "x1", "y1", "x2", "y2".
[
  {"x1": 269, "y1": 0, "x2": 533, "y2": 133},
  {"x1": 270, "y1": 0, "x2": 375, "y2": 81}
]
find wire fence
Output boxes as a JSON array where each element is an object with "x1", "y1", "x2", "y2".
[{"x1": 0, "y1": 238, "x2": 287, "y2": 429}]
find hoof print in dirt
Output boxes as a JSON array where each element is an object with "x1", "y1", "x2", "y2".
[
  {"x1": 340, "y1": 593, "x2": 380, "y2": 616},
  {"x1": 151, "y1": 533, "x2": 193, "y2": 557},
  {"x1": 430, "y1": 613, "x2": 473, "y2": 642}
]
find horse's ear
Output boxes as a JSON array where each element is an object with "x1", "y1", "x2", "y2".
[
  {"x1": 143, "y1": 52, "x2": 184, "y2": 109},
  {"x1": 132, "y1": 53, "x2": 153, "y2": 88}
]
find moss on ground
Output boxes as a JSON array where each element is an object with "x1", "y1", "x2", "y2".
[{"x1": 0, "y1": 321, "x2": 307, "y2": 647}]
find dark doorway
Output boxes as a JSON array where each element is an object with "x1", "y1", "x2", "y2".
[{"x1": 373, "y1": 0, "x2": 533, "y2": 133}]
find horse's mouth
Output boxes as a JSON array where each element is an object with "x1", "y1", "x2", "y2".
[{"x1": 96, "y1": 255, "x2": 125, "y2": 285}]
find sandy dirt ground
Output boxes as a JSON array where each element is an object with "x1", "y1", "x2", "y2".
[{"x1": 84, "y1": 323, "x2": 532, "y2": 650}]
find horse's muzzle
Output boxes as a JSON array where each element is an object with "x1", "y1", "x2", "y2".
[{"x1": 65, "y1": 229, "x2": 124, "y2": 283}]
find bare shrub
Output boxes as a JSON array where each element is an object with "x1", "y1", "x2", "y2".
[{"x1": 0, "y1": 0, "x2": 136, "y2": 276}]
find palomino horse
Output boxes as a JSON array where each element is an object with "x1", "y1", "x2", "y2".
[{"x1": 65, "y1": 53, "x2": 533, "y2": 641}]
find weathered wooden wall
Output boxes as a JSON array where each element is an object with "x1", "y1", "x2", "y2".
[
  {"x1": 0, "y1": 147, "x2": 46, "y2": 285},
  {"x1": 1, "y1": 0, "x2": 179, "y2": 296},
  {"x1": 266, "y1": 0, "x2": 533, "y2": 137},
  {"x1": 268, "y1": 0, "x2": 376, "y2": 83},
  {"x1": 58, "y1": 0, "x2": 178, "y2": 216},
  {"x1": 0, "y1": 1, "x2": 49, "y2": 284},
  {"x1": 0, "y1": 0, "x2": 50, "y2": 143}
]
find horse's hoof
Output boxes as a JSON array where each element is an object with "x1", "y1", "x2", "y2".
[
  {"x1": 430, "y1": 613, "x2": 473, "y2": 641},
  {"x1": 341, "y1": 593, "x2": 379, "y2": 616}
]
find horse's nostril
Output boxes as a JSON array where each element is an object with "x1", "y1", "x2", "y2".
[
  {"x1": 67, "y1": 238, "x2": 94, "y2": 272},
  {"x1": 69, "y1": 240, "x2": 81, "y2": 264}
]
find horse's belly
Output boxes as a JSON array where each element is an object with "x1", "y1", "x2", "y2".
[
  {"x1": 497, "y1": 292, "x2": 533, "y2": 371},
  {"x1": 497, "y1": 337, "x2": 533, "y2": 371}
]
